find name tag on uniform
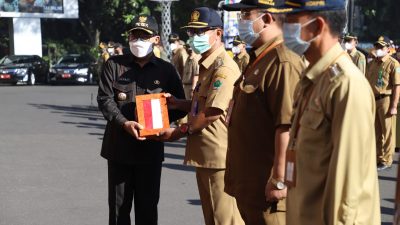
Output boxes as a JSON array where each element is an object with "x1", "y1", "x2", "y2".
[
  {"x1": 285, "y1": 149, "x2": 297, "y2": 188},
  {"x1": 225, "y1": 99, "x2": 235, "y2": 126}
]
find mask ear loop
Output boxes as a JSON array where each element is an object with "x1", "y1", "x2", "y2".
[
  {"x1": 301, "y1": 18, "x2": 320, "y2": 43},
  {"x1": 254, "y1": 13, "x2": 268, "y2": 36}
]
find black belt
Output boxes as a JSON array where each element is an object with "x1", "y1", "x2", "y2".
[{"x1": 375, "y1": 94, "x2": 390, "y2": 100}]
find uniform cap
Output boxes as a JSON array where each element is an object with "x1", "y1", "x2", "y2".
[
  {"x1": 266, "y1": 0, "x2": 346, "y2": 14},
  {"x1": 230, "y1": 36, "x2": 246, "y2": 45},
  {"x1": 222, "y1": 0, "x2": 285, "y2": 11},
  {"x1": 128, "y1": 15, "x2": 159, "y2": 35},
  {"x1": 343, "y1": 33, "x2": 358, "y2": 41},
  {"x1": 375, "y1": 36, "x2": 391, "y2": 47},
  {"x1": 182, "y1": 7, "x2": 223, "y2": 29},
  {"x1": 168, "y1": 33, "x2": 180, "y2": 43}
]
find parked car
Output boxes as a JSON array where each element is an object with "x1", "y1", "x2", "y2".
[
  {"x1": 49, "y1": 54, "x2": 97, "y2": 84},
  {"x1": 0, "y1": 55, "x2": 49, "y2": 85}
]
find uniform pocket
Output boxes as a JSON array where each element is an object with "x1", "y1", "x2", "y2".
[
  {"x1": 113, "y1": 82, "x2": 135, "y2": 103},
  {"x1": 300, "y1": 108, "x2": 324, "y2": 130},
  {"x1": 239, "y1": 79, "x2": 259, "y2": 94}
]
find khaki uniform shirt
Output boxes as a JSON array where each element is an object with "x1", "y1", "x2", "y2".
[
  {"x1": 348, "y1": 48, "x2": 366, "y2": 74},
  {"x1": 171, "y1": 47, "x2": 188, "y2": 78},
  {"x1": 225, "y1": 36, "x2": 304, "y2": 208},
  {"x1": 184, "y1": 45, "x2": 241, "y2": 169},
  {"x1": 182, "y1": 55, "x2": 200, "y2": 85},
  {"x1": 366, "y1": 54, "x2": 400, "y2": 96},
  {"x1": 287, "y1": 43, "x2": 380, "y2": 225},
  {"x1": 233, "y1": 51, "x2": 250, "y2": 73}
]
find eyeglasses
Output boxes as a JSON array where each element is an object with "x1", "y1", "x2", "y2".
[
  {"x1": 237, "y1": 10, "x2": 266, "y2": 21},
  {"x1": 186, "y1": 28, "x2": 217, "y2": 37}
]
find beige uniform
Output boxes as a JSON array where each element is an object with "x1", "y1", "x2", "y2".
[
  {"x1": 171, "y1": 46, "x2": 188, "y2": 78},
  {"x1": 185, "y1": 45, "x2": 243, "y2": 225},
  {"x1": 287, "y1": 43, "x2": 380, "y2": 225},
  {"x1": 225, "y1": 36, "x2": 303, "y2": 225},
  {"x1": 233, "y1": 51, "x2": 250, "y2": 73},
  {"x1": 348, "y1": 48, "x2": 366, "y2": 74},
  {"x1": 366, "y1": 55, "x2": 400, "y2": 166},
  {"x1": 182, "y1": 55, "x2": 200, "y2": 99}
]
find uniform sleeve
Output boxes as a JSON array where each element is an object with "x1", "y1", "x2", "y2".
[
  {"x1": 243, "y1": 54, "x2": 250, "y2": 72},
  {"x1": 265, "y1": 61, "x2": 300, "y2": 127},
  {"x1": 166, "y1": 64, "x2": 187, "y2": 122},
  {"x1": 357, "y1": 54, "x2": 366, "y2": 75},
  {"x1": 97, "y1": 60, "x2": 128, "y2": 126},
  {"x1": 204, "y1": 66, "x2": 237, "y2": 111},
  {"x1": 391, "y1": 61, "x2": 400, "y2": 85},
  {"x1": 323, "y1": 77, "x2": 379, "y2": 225}
]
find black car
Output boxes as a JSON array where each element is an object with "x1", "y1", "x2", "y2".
[
  {"x1": 0, "y1": 55, "x2": 50, "y2": 85},
  {"x1": 49, "y1": 54, "x2": 97, "y2": 84}
]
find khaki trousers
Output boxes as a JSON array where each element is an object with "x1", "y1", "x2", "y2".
[
  {"x1": 183, "y1": 85, "x2": 193, "y2": 100},
  {"x1": 376, "y1": 96, "x2": 396, "y2": 165},
  {"x1": 196, "y1": 167, "x2": 244, "y2": 225},
  {"x1": 236, "y1": 199, "x2": 286, "y2": 225}
]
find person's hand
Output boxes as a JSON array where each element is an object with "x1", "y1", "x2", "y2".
[
  {"x1": 265, "y1": 181, "x2": 287, "y2": 203},
  {"x1": 163, "y1": 93, "x2": 179, "y2": 110},
  {"x1": 389, "y1": 106, "x2": 397, "y2": 116},
  {"x1": 123, "y1": 121, "x2": 146, "y2": 141},
  {"x1": 150, "y1": 128, "x2": 182, "y2": 142}
]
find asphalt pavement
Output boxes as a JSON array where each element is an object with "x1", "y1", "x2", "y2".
[{"x1": 0, "y1": 84, "x2": 397, "y2": 225}]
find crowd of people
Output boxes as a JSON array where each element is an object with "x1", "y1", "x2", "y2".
[{"x1": 96, "y1": 0, "x2": 399, "y2": 225}]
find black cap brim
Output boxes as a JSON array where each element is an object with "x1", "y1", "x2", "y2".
[
  {"x1": 128, "y1": 27, "x2": 155, "y2": 35},
  {"x1": 222, "y1": 3, "x2": 259, "y2": 11}
]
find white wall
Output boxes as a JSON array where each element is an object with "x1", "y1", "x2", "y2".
[{"x1": 12, "y1": 18, "x2": 42, "y2": 56}]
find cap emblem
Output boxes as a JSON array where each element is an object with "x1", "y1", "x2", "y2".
[
  {"x1": 191, "y1": 11, "x2": 200, "y2": 22},
  {"x1": 259, "y1": 0, "x2": 275, "y2": 5},
  {"x1": 305, "y1": 0, "x2": 325, "y2": 6},
  {"x1": 139, "y1": 16, "x2": 147, "y2": 23},
  {"x1": 378, "y1": 36, "x2": 384, "y2": 42}
]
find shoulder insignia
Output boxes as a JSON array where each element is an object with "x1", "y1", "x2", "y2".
[
  {"x1": 215, "y1": 73, "x2": 227, "y2": 79},
  {"x1": 214, "y1": 57, "x2": 224, "y2": 70},
  {"x1": 328, "y1": 63, "x2": 344, "y2": 78}
]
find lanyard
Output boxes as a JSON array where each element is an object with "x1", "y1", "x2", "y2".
[{"x1": 244, "y1": 40, "x2": 284, "y2": 76}]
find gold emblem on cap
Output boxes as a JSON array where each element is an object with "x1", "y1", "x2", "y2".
[
  {"x1": 259, "y1": 0, "x2": 275, "y2": 5},
  {"x1": 118, "y1": 92, "x2": 127, "y2": 101},
  {"x1": 378, "y1": 36, "x2": 384, "y2": 41},
  {"x1": 139, "y1": 16, "x2": 147, "y2": 23},
  {"x1": 191, "y1": 11, "x2": 200, "y2": 22},
  {"x1": 154, "y1": 80, "x2": 160, "y2": 85}
]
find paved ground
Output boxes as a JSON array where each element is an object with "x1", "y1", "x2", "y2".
[{"x1": 0, "y1": 84, "x2": 397, "y2": 225}]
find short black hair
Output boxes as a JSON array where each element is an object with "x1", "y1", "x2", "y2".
[{"x1": 311, "y1": 9, "x2": 347, "y2": 37}]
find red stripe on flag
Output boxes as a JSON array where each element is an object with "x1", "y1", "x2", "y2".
[{"x1": 143, "y1": 100, "x2": 153, "y2": 129}]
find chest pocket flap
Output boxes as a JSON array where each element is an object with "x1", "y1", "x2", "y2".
[{"x1": 299, "y1": 99, "x2": 325, "y2": 130}]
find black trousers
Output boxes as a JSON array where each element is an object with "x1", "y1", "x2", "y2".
[{"x1": 108, "y1": 161, "x2": 162, "y2": 225}]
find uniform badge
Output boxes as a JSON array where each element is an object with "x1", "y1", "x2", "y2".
[
  {"x1": 117, "y1": 93, "x2": 127, "y2": 101},
  {"x1": 154, "y1": 80, "x2": 160, "y2": 85},
  {"x1": 213, "y1": 80, "x2": 222, "y2": 90},
  {"x1": 191, "y1": 11, "x2": 200, "y2": 22},
  {"x1": 214, "y1": 57, "x2": 223, "y2": 70},
  {"x1": 396, "y1": 67, "x2": 400, "y2": 74}
]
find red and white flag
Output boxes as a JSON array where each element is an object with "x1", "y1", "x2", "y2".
[{"x1": 142, "y1": 99, "x2": 164, "y2": 129}]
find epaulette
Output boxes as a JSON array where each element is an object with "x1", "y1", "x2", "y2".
[
  {"x1": 214, "y1": 57, "x2": 224, "y2": 70},
  {"x1": 328, "y1": 63, "x2": 344, "y2": 78}
]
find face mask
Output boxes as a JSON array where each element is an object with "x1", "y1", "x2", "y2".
[
  {"x1": 107, "y1": 48, "x2": 114, "y2": 54},
  {"x1": 170, "y1": 43, "x2": 177, "y2": 52},
  {"x1": 283, "y1": 18, "x2": 318, "y2": 55},
  {"x1": 238, "y1": 14, "x2": 266, "y2": 45},
  {"x1": 232, "y1": 46, "x2": 241, "y2": 54},
  {"x1": 129, "y1": 39, "x2": 153, "y2": 58},
  {"x1": 376, "y1": 49, "x2": 387, "y2": 58},
  {"x1": 188, "y1": 32, "x2": 215, "y2": 55},
  {"x1": 344, "y1": 42, "x2": 353, "y2": 51}
]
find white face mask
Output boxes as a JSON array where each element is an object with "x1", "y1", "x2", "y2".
[
  {"x1": 170, "y1": 43, "x2": 177, "y2": 52},
  {"x1": 107, "y1": 48, "x2": 114, "y2": 54},
  {"x1": 238, "y1": 14, "x2": 267, "y2": 45},
  {"x1": 129, "y1": 39, "x2": 153, "y2": 58},
  {"x1": 344, "y1": 42, "x2": 353, "y2": 51},
  {"x1": 232, "y1": 46, "x2": 241, "y2": 54},
  {"x1": 376, "y1": 49, "x2": 387, "y2": 58}
]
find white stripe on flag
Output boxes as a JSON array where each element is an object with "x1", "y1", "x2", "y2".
[{"x1": 151, "y1": 99, "x2": 163, "y2": 129}]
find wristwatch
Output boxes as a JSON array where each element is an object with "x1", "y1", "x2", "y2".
[
  {"x1": 179, "y1": 124, "x2": 190, "y2": 135},
  {"x1": 270, "y1": 178, "x2": 286, "y2": 190}
]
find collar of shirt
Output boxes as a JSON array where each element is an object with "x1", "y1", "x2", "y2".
[
  {"x1": 350, "y1": 48, "x2": 358, "y2": 57},
  {"x1": 378, "y1": 54, "x2": 390, "y2": 62},
  {"x1": 304, "y1": 43, "x2": 344, "y2": 83},
  {"x1": 253, "y1": 35, "x2": 283, "y2": 58},
  {"x1": 201, "y1": 45, "x2": 225, "y2": 69},
  {"x1": 237, "y1": 51, "x2": 246, "y2": 59},
  {"x1": 132, "y1": 53, "x2": 160, "y2": 67}
]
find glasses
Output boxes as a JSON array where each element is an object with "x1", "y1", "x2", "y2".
[
  {"x1": 237, "y1": 10, "x2": 266, "y2": 21},
  {"x1": 186, "y1": 28, "x2": 217, "y2": 37},
  {"x1": 129, "y1": 33, "x2": 154, "y2": 42}
]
